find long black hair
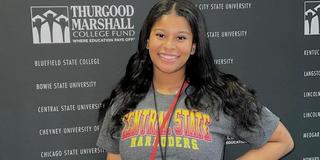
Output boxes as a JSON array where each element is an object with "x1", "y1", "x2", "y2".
[{"x1": 99, "y1": 0, "x2": 262, "y2": 137}]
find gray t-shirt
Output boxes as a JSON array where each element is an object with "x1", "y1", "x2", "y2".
[{"x1": 97, "y1": 87, "x2": 279, "y2": 160}]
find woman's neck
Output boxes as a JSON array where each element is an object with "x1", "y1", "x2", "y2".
[{"x1": 153, "y1": 69, "x2": 185, "y2": 95}]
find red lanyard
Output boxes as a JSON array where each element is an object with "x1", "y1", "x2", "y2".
[{"x1": 149, "y1": 81, "x2": 188, "y2": 160}]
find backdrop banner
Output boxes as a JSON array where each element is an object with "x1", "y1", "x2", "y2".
[{"x1": 0, "y1": 0, "x2": 319, "y2": 159}]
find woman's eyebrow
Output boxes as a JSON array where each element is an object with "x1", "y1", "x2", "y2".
[{"x1": 152, "y1": 28, "x2": 192, "y2": 35}]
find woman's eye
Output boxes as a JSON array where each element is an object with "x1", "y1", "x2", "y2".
[
  {"x1": 156, "y1": 33, "x2": 165, "y2": 38},
  {"x1": 177, "y1": 36, "x2": 187, "y2": 40}
]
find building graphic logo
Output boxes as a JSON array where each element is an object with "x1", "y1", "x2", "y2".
[
  {"x1": 30, "y1": 6, "x2": 70, "y2": 44},
  {"x1": 304, "y1": 1, "x2": 320, "y2": 35}
]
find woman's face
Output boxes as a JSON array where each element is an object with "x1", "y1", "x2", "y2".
[{"x1": 147, "y1": 11, "x2": 196, "y2": 75}]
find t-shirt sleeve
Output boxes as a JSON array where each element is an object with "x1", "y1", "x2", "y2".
[
  {"x1": 96, "y1": 107, "x2": 120, "y2": 154},
  {"x1": 234, "y1": 105, "x2": 280, "y2": 149}
]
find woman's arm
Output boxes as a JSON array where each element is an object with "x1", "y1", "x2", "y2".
[
  {"x1": 237, "y1": 121, "x2": 294, "y2": 160},
  {"x1": 106, "y1": 152, "x2": 122, "y2": 160}
]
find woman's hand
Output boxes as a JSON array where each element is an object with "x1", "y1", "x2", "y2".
[
  {"x1": 106, "y1": 152, "x2": 122, "y2": 160},
  {"x1": 237, "y1": 121, "x2": 294, "y2": 160}
]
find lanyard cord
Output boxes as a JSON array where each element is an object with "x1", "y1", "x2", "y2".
[
  {"x1": 152, "y1": 83, "x2": 165, "y2": 160},
  {"x1": 150, "y1": 80, "x2": 187, "y2": 160}
]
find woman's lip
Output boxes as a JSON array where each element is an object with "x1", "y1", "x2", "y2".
[{"x1": 158, "y1": 53, "x2": 179, "y2": 63}]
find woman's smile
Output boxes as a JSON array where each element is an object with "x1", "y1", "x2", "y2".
[{"x1": 158, "y1": 52, "x2": 180, "y2": 63}]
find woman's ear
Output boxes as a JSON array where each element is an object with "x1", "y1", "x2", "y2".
[
  {"x1": 191, "y1": 44, "x2": 196, "y2": 55},
  {"x1": 146, "y1": 39, "x2": 150, "y2": 49}
]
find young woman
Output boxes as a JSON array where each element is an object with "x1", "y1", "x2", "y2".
[{"x1": 97, "y1": 0, "x2": 294, "y2": 160}]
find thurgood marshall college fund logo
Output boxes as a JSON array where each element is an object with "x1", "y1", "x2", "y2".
[
  {"x1": 30, "y1": 5, "x2": 135, "y2": 44},
  {"x1": 31, "y1": 6, "x2": 70, "y2": 44},
  {"x1": 304, "y1": 1, "x2": 320, "y2": 35}
]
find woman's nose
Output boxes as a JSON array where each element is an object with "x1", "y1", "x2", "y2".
[{"x1": 163, "y1": 38, "x2": 176, "y2": 50}]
